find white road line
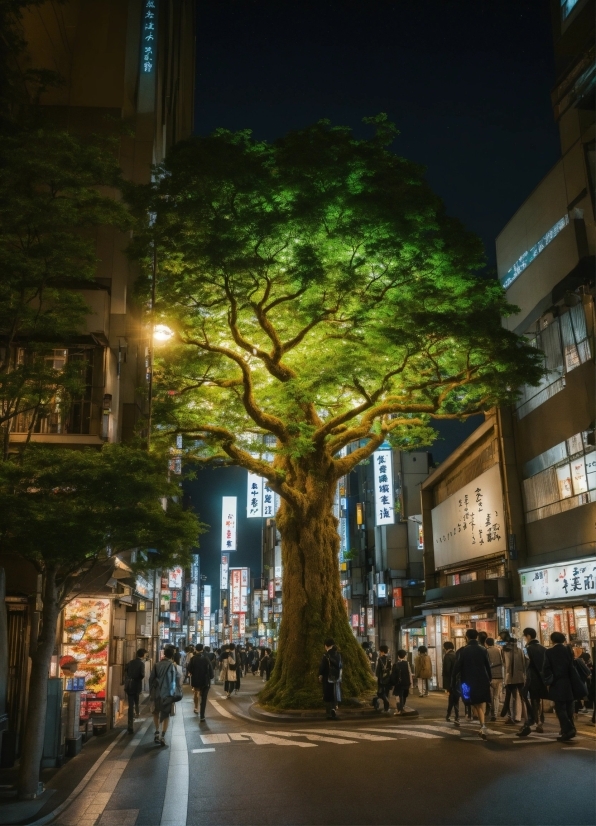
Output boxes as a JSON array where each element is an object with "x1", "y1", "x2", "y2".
[
  {"x1": 160, "y1": 707, "x2": 189, "y2": 826},
  {"x1": 201, "y1": 733, "x2": 230, "y2": 744},
  {"x1": 404, "y1": 725, "x2": 464, "y2": 736},
  {"x1": 192, "y1": 748, "x2": 215, "y2": 753},
  {"x1": 208, "y1": 696, "x2": 234, "y2": 719},
  {"x1": 300, "y1": 728, "x2": 394, "y2": 741},
  {"x1": 267, "y1": 730, "x2": 357, "y2": 744},
  {"x1": 359, "y1": 727, "x2": 442, "y2": 739},
  {"x1": 243, "y1": 732, "x2": 316, "y2": 747}
]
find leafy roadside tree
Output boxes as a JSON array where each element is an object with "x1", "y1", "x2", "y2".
[
  {"x1": 0, "y1": 445, "x2": 202, "y2": 798},
  {"x1": 128, "y1": 119, "x2": 543, "y2": 709},
  {"x1": 0, "y1": 127, "x2": 129, "y2": 456}
]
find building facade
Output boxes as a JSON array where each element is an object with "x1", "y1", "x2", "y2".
[
  {"x1": 1, "y1": 0, "x2": 196, "y2": 768},
  {"x1": 495, "y1": 0, "x2": 595, "y2": 650}
]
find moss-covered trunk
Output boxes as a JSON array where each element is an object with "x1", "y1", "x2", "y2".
[{"x1": 260, "y1": 473, "x2": 374, "y2": 709}]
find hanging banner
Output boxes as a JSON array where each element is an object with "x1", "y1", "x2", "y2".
[
  {"x1": 263, "y1": 482, "x2": 276, "y2": 518},
  {"x1": 231, "y1": 569, "x2": 241, "y2": 613},
  {"x1": 168, "y1": 567, "x2": 183, "y2": 589},
  {"x1": 221, "y1": 553, "x2": 229, "y2": 590},
  {"x1": 221, "y1": 496, "x2": 237, "y2": 551},
  {"x1": 373, "y1": 448, "x2": 395, "y2": 526},
  {"x1": 247, "y1": 472, "x2": 263, "y2": 518}
]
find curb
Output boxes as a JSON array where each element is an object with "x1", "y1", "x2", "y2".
[{"x1": 249, "y1": 702, "x2": 419, "y2": 722}]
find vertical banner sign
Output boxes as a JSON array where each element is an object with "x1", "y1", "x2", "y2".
[
  {"x1": 202, "y1": 584, "x2": 211, "y2": 618},
  {"x1": 247, "y1": 472, "x2": 263, "y2": 518},
  {"x1": 141, "y1": 0, "x2": 157, "y2": 73},
  {"x1": 366, "y1": 606, "x2": 375, "y2": 629},
  {"x1": 189, "y1": 584, "x2": 198, "y2": 613},
  {"x1": 239, "y1": 614, "x2": 246, "y2": 637},
  {"x1": 392, "y1": 587, "x2": 403, "y2": 607},
  {"x1": 373, "y1": 448, "x2": 395, "y2": 526},
  {"x1": 263, "y1": 481, "x2": 276, "y2": 517},
  {"x1": 231, "y1": 569, "x2": 241, "y2": 613},
  {"x1": 221, "y1": 553, "x2": 229, "y2": 590},
  {"x1": 221, "y1": 497, "x2": 237, "y2": 551}
]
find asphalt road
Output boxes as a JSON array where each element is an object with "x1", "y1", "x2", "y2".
[{"x1": 43, "y1": 680, "x2": 596, "y2": 826}]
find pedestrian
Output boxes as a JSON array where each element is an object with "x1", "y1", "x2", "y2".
[
  {"x1": 265, "y1": 648, "x2": 276, "y2": 680},
  {"x1": 452, "y1": 628, "x2": 492, "y2": 739},
  {"x1": 188, "y1": 643, "x2": 214, "y2": 721},
  {"x1": 391, "y1": 649, "x2": 412, "y2": 715},
  {"x1": 221, "y1": 643, "x2": 237, "y2": 698},
  {"x1": 485, "y1": 637, "x2": 504, "y2": 722},
  {"x1": 581, "y1": 653, "x2": 595, "y2": 725},
  {"x1": 318, "y1": 638, "x2": 342, "y2": 719},
  {"x1": 362, "y1": 641, "x2": 374, "y2": 672},
  {"x1": 572, "y1": 649, "x2": 591, "y2": 715},
  {"x1": 235, "y1": 646, "x2": 243, "y2": 694},
  {"x1": 259, "y1": 648, "x2": 269, "y2": 681},
  {"x1": 517, "y1": 628, "x2": 550, "y2": 737},
  {"x1": 184, "y1": 645, "x2": 195, "y2": 684},
  {"x1": 414, "y1": 645, "x2": 432, "y2": 697},
  {"x1": 149, "y1": 645, "x2": 181, "y2": 746},
  {"x1": 124, "y1": 648, "x2": 147, "y2": 734},
  {"x1": 501, "y1": 637, "x2": 527, "y2": 725},
  {"x1": 374, "y1": 644, "x2": 392, "y2": 713},
  {"x1": 545, "y1": 631, "x2": 577, "y2": 741},
  {"x1": 442, "y1": 642, "x2": 459, "y2": 724},
  {"x1": 477, "y1": 631, "x2": 488, "y2": 647}
]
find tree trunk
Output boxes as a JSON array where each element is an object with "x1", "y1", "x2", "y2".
[
  {"x1": 17, "y1": 568, "x2": 60, "y2": 799},
  {"x1": 260, "y1": 485, "x2": 375, "y2": 709}
]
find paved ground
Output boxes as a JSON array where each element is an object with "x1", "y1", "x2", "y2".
[{"x1": 9, "y1": 676, "x2": 596, "y2": 826}]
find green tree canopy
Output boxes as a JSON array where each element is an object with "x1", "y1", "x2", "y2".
[
  {"x1": 128, "y1": 118, "x2": 543, "y2": 708},
  {"x1": 0, "y1": 444, "x2": 202, "y2": 797}
]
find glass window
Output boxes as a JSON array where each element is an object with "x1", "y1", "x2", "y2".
[
  {"x1": 586, "y1": 451, "x2": 596, "y2": 490},
  {"x1": 561, "y1": 0, "x2": 580, "y2": 19}
]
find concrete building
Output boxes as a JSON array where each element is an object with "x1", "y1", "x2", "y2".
[
  {"x1": 1, "y1": 0, "x2": 196, "y2": 768},
  {"x1": 494, "y1": 0, "x2": 595, "y2": 648}
]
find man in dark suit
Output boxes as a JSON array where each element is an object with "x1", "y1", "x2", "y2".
[
  {"x1": 124, "y1": 648, "x2": 147, "y2": 734},
  {"x1": 188, "y1": 643, "x2": 214, "y2": 721},
  {"x1": 518, "y1": 627, "x2": 550, "y2": 737},
  {"x1": 452, "y1": 628, "x2": 492, "y2": 739},
  {"x1": 545, "y1": 631, "x2": 576, "y2": 741}
]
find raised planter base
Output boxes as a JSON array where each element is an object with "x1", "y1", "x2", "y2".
[{"x1": 250, "y1": 702, "x2": 419, "y2": 722}]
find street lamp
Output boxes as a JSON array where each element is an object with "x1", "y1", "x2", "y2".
[{"x1": 153, "y1": 324, "x2": 174, "y2": 343}]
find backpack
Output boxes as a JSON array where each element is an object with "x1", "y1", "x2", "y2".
[
  {"x1": 326, "y1": 649, "x2": 342, "y2": 683},
  {"x1": 378, "y1": 656, "x2": 392, "y2": 686}
]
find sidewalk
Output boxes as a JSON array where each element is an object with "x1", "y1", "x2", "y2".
[{"x1": 0, "y1": 696, "x2": 150, "y2": 826}]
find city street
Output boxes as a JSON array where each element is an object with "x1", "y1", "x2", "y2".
[{"x1": 26, "y1": 681, "x2": 596, "y2": 826}]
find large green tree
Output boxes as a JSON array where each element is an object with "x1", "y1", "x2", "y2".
[
  {"x1": 129, "y1": 119, "x2": 542, "y2": 708},
  {"x1": 0, "y1": 445, "x2": 201, "y2": 798}
]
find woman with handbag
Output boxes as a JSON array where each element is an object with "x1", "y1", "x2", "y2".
[{"x1": 220, "y1": 644, "x2": 237, "y2": 699}]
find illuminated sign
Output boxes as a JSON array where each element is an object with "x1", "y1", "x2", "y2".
[
  {"x1": 393, "y1": 587, "x2": 403, "y2": 607},
  {"x1": 221, "y1": 496, "x2": 237, "y2": 550},
  {"x1": 431, "y1": 464, "x2": 506, "y2": 568},
  {"x1": 189, "y1": 584, "x2": 198, "y2": 614},
  {"x1": 500, "y1": 215, "x2": 569, "y2": 290},
  {"x1": 231, "y1": 569, "x2": 241, "y2": 613},
  {"x1": 141, "y1": 0, "x2": 157, "y2": 73},
  {"x1": 202, "y1": 584, "x2": 211, "y2": 618},
  {"x1": 63, "y1": 598, "x2": 110, "y2": 698},
  {"x1": 520, "y1": 557, "x2": 596, "y2": 602},
  {"x1": 373, "y1": 447, "x2": 395, "y2": 526},
  {"x1": 221, "y1": 553, "x2": 229, "y2": 590},
  {"x1": 168, "y1": 567, "x2": 182, "y2": 589},
  {"x1": 247, "y1": 472, "x2": 263, "y2": 518}
]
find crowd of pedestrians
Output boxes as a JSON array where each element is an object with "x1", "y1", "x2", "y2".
[{"x1": 122, "y1": 630, "x2": 594, "y2": 745}]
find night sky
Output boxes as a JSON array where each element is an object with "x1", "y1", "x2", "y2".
[{"x1": 190, "y1": 0, "x2": 561, "y2": 589}]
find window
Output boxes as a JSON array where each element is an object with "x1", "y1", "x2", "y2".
[
  {"x1": 516, "y1": 298, "x2": 593, "y2": 419},
  {"x1": 561, "y1": 0, "x2": 580, "y2": 20},
  {"x1": 522, "y1": 430, "x2": 596, "y2": 522}
]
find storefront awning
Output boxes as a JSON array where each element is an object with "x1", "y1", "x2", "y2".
[{"x1": 416, "y1": 577, "x2": 511, "y2": 610}]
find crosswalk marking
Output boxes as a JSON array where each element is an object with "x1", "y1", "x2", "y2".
[
  {"x1": 360, "y1": 727, "x2": 442, "y2": 740},
  {"x1": 200, "y1": 733, "x2": 230, "y2": 744},
  {"x1": 300, "y1": 728, "x2": 394, "y2": 741},
  {"x1": 192, "y1": 748, "x2": 215, "y2": 753},
  {"x1": 207, "y1": 697, "x2": 234, "y2": 719},
  {"x1": 266, "y1": 730, "x2": 357, "y2": 744}
]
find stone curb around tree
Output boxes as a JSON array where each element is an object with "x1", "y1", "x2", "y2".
[{"x1": 249, "y1": 702, "x2": 419, "y2": 722}]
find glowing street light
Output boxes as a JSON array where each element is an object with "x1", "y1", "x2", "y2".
[{"x1": 153, "y1": 324, "x2": 174, "y2": 343}]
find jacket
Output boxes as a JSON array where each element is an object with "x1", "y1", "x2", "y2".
[
  {"x1": 124, "y1": 657, "x2": 145, "y2": 694},
  {"x1": 414, "y1": 653, "x2": 432, "y2": 679},
  {"x1": 503, "y1": 643, "x2": 527, "y2": 685},
  {"x1": 442, "y1": 650, "x2": 456, "y2": 690},
  {"x1": 220, "y1": 651, "x2": 236, "y2": 683},
  {"x1": 545, "y1": 643, "x2": 574, "y2": 702},
  {"x1": 319, "y1": 646, "x2": 342, "y2": 703},
  {"x1": 188, "y1": 652, "x2": 214, "y2": 690},
  {"x1": 375, "y1": 654, "x2": 392, "y2": 686},
  {"x1": 452, "y1": 640, "x2": 492, "y2": 705},
  {"x1": 486, "y1": 646, "x2": 503, "y2": 680},
  {"x1": 149, "y1": 658, "x2": 178, "y2": 702},
  {"x1": 390, "y1": 660, "x2": 411, "y2": 694},
  {"x1": 525, "y1": 639, "x2": 550, "y2": 698}
]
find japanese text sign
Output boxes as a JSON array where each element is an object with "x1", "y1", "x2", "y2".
[
  {"x1": 221, "y1": 496, "x2": 237, "y2": 551},
  {"x1": 373, "y1": 448, "x2": 395, "y2": 526},
  {"x1": 520, "y1": 558, "x2": 596, "y2": 602},
  {"x1": 247, "y1": 472, "x2": 263, "y2": 518}
]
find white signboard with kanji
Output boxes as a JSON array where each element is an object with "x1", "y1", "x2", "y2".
[
  {"x1": 373, "y1": 448, "x2": 395, "y2": 526},
  {"x1": 221, "y1": 496, "x2": 237, "y2": 551},
  {"x1": 520, "y1": 558, "x2": 596, "y2": 602},
  {"x1": 431, "y1": 463, "x2": 506, "y2": 568},
  {"x1": 247, "y1": 472, "x2": 263, "y2": 518}
]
